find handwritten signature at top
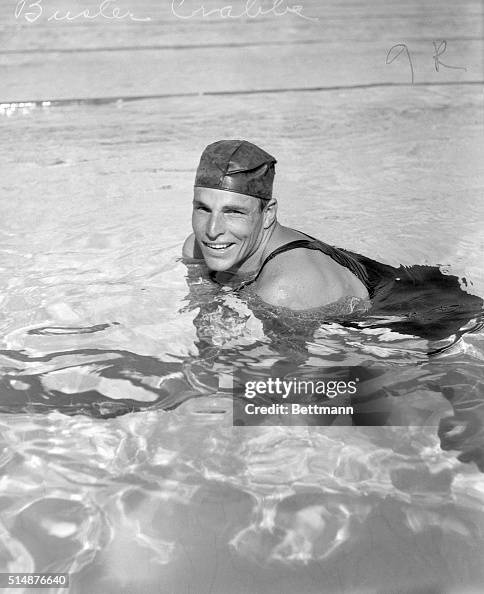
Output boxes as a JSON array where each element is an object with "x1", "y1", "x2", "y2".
[{"x1": 14, "y1": 0, "x2": 319, "y2": 23}]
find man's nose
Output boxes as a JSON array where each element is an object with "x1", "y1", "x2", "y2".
[{"x1": 206, "y1": 213, "x2": 225, "y2": 238}]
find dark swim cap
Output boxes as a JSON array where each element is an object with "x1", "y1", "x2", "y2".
[{"x1": 194, "y1": 140, "x2": 277, "y2": 200}]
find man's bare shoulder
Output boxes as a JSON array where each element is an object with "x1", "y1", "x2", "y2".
[
  {"x1": 254, "y1": 248, "x2": 367, "y2": 310},
  {"x1": 182, "y1": 234, "x2": 203, "y2": 259},
  {"x1": 253, "y1": 250, "x2": 335, "y2": 309}
]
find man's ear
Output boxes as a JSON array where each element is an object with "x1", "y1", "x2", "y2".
[{"x1": 263, "y1": 198, "x2": 277, "y2": 229}]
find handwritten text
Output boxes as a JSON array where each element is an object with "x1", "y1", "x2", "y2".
[
  {"x1": 171, "y1": 0, "x2": 319, "y2": 21},
  {"x1": 15, "y1": 0, "x2": 152, "y2": 23},
  {"x1": 386, "y1": 40, "x2": 467, "y2": 84}
]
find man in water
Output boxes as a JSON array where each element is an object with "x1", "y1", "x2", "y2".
[
  {"x1": 182, "y1": 140, "x2": 484, "y2": 445},
  {"x1": 182, "y1": 139, "x2": 369, "y2": 310},
  {"x1": 183, "y1": 139, "x2": 482, "y2": 344}
]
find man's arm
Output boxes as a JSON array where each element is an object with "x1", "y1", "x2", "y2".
[{"x1": 182, "y1": 233, "x2": 203, "y2": 259}]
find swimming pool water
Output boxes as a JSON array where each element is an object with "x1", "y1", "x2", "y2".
[{"x1": 1, "y1": 86, "x2": 483, "y2": 593}]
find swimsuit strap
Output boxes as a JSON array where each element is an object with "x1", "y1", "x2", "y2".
[{"x1": 251, "y1": 238, "x2": 370, "y2": 288}]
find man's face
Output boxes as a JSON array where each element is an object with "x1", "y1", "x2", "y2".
[{"x1": 192, "y1": 187, "x2": 267, "y2": 272}]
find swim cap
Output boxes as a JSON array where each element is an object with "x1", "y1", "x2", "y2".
[{"x1": 194, "y1": 140, "x2": 277, "y2": 200}]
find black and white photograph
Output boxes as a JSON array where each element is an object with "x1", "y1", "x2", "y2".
[{"x1": 1, "y1": 0, "x2": 483, "y2": 593}]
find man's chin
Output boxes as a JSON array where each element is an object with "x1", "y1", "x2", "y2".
[
  {"x1": 201, "y1": 248, "x2": 237, "y2": 272},
  {"x1": 205, "y1": 259, "x2": 233, "y2": 272}
]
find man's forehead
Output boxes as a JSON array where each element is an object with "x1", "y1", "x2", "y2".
[{"x1": 193, "y1": 187, "x2": 259, "y2": 208}]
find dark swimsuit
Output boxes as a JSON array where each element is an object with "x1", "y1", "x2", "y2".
[{"x1": 225, "y1": 231, "x2": 483, "y2": 342}]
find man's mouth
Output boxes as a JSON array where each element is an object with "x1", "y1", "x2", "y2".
[{"x1": 203, "y1": 242, "x2": 234, "y2": 251}]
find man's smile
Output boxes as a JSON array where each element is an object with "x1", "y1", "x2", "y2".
[{"x1": 203, "y1": 241, "x2": 235, "y2": 251}]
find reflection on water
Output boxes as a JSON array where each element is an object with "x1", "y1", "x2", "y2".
[
  {"x1": 1, "y1": 254, "x2": 483, "y2": 593},
  {"x1": 1, "y1": 85, "x2": 484, "y2": 592},
  {"x1": 0, "y1": 102, "x2": 48, "y2": 117},
  {"x1": 1, "y1": 407, "x2": 484, "y2": 593}
]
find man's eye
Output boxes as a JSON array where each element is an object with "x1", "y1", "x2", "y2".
[
  {"x1": 226, "y1": 209, "x2": 244, "y2": 215},
  {"x1": 195, "y1": 206, "x2": 209, "y2": 211}
]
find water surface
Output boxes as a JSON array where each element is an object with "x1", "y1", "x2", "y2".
[{"x1": 1, "y1": 84, "x2": 483, "y2": 593}]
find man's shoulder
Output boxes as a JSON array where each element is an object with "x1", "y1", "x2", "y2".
[
  {"x1": 254, "y1": 249, "x2": 338, "y2": 309},
  {"x1": 253, "y1": 245, "x2": 369, "y2": 309},
  {"x1": 182, "y1": 234, "x2": 203, "y2": 259}
]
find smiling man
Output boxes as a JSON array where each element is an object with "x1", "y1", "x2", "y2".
[
  {"x1": 182, "y1": 138, "x2": 483, "y2": 343},
  {"x1": 182, "y1": 139, "x2": 369, "y2": 310}
]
